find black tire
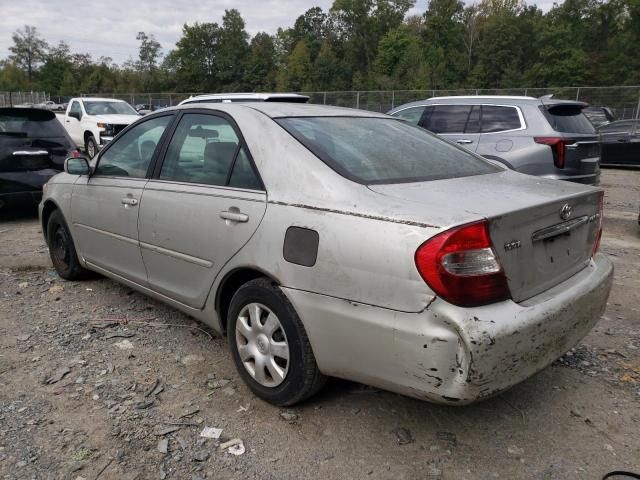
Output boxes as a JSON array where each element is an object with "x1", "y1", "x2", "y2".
[
  {"x1": 227, "y1": 278, "x2": 326, "y2": 406},
  {"x1": 46, "y1": 210, "x2": 89, "y2": 280},
  {"x1": 85, "y1": 135, "x2": 98, "y2": 158}
]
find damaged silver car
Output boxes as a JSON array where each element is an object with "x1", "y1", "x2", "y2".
[{"x1": 39, "y1": 103, "x2": 613, "y2": 406}]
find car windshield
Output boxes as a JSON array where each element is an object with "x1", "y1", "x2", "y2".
[
  {"x1": 84, "y1": 101, "x2": 137, "y2": 116},
  {"x1": 277, "y1": 116, "x2": 499, "y2": 184},
  {"x1": 0, "y1": 109, "x2": 66, "y2": 138}
]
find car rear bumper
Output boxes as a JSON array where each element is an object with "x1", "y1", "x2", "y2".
[{"x1": 283, "y1": 253, "x2": 613, "y2": 405}]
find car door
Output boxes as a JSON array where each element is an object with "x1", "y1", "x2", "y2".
[
  {"x1": 138, "y1": 110, "x2": 267, "y2": 308},
  {"x1": 65, "y1": 100, "x2": 84, "y2": 146},
  {"x1": 475, "y1": 105, "x2": 525, "y2": 158},
  {"x1": 420, "y1": 104, "x2": 480, "y2": 151},
  {"x1": 70, "y1": 114, "x2": 175, "y2": 285}
]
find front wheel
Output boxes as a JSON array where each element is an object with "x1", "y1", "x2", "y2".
[
  {"x1": 227, "y1": 278, "x2": 326, "y2": 406},
  {"x1": 85, "y1": 135, "x2": 98, "y2": 158},
  {"x1": 47, "y1": 210, "x2": 90, "y2": 280}
]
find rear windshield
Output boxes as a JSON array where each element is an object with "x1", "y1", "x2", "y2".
[
  {"x1": 0, "y1": 108, "x2": 66, "y2": 138},
  {"x1": 541, "y1": 105, "x2": 595, "y2": 134},
  {"x1": 277, "y1": 117, "x2": 499, "y2": 184}
]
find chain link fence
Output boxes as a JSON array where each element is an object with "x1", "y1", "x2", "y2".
[
  {"x1": 302, "y1": 86, "x2": 640, "y2": 119},
  {"x1": 0, "y1": 91, "x2": 49, "y2": 107},
  {"x1": 8, "y1": 87, "x2": 637, "y2": 119}
]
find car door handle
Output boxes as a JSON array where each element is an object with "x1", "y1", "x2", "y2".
[
  {"x1": 12, "y1": 150, "x2": 49, "y2": 156},
  {"x1": 220, "y1": 211, "x2": 249, "y2": 223},
  {"x1": 121, "y1": 197, "x2": 139, "y2": 206},
  {"x1": 456, "y1": 139, "x2": 473, "y2": 144}
]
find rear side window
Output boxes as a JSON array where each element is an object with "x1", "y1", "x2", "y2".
[
  {"x1": 542, "y1": 105, "x2": 595, "y2": 134},
  {"x1": 0, "y1": 109, "x2": 67, "y2": 138},
  {"x1": 277, "y1": 117, "x2": 498, "y2": 184},
  {"x1": 481, "y1": 106, "x2": 522, "y2": 133},
  {"x1": 391, "y1": 106, "x2": 426, "y2": 125},
  {"x1": 424, "y1": 105, "x2": 471, "y2": 134}
]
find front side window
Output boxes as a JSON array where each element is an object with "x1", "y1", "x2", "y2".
[
  {"x1": 424, "y1": 105, "x2": 472, "y2": 134},
  {"x1": 95, "y1": 115, "x2": 172, "y2": 178},
  {"x1": 69, "y1": 101, "x2": 82, "y2": 118},
  {"x1": 84, "y1": 101, "x2": 138, "y2": 116},
  {"x1": 481, "y1": 105, "x2": 522, "y2": 133},
  {"x1": 277, "y1": 116, "x2": 498, "y2": 184},
  {"x1": 392, "y1": 106, "x2": 426, "y2": 125},
  {"x1": 160, "y1": 113, "x2": 250, "y2": 187}
]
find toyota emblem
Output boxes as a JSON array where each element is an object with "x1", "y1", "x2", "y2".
[{"x1": 560, "y1": 203, "x2": 572, "y2": 220}]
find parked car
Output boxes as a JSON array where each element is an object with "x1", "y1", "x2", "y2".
[
  {"x1": 583, "y1": 106, "x2": 616, "y2": 128},
  {"x1": 178, "y1": 93, "x2": 309, "y2": 106},
  {"x1": 37, "y1": 100, "x2": 66, "y2": 112},
  {"x1": 62, "y1": 97, "x2": 142, "y2": 158},
  {"x1": 0, "y1": 108, "x2": 78, "y2": 210},
  {"x1": 135, "y1": 104, "x2": 154, "y2": 116},
  {"x1": 597, "y1": 119, "x2": 640, "y2": 167},
  {"x1": 388, "y1": 95, "x2": 601, "y2": 185},
  {"x1": 40, "y1": 103, "x2": 612, "y2": 406}
]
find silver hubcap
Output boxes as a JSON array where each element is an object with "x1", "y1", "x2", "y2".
[{"x1": 235, "y1": 303, "x2": 290, "y2": 387}]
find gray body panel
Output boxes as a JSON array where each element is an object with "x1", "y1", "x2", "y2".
[
  {"x1": 39, "y1": 103, "x2": 613, "y2": 404},
  {"x1": 388, "y1": 96, "x2": 600, "y2": 185}
]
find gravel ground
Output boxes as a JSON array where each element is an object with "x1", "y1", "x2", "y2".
[{"x1": 1, "y1": 168, "x2": 639, "y2": 480}]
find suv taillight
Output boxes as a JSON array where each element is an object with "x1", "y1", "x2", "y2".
[
  {"x1": 534, "y1": 137, "x2": 576, "y2": 169},
  {"x1": 415, "y1": 221, "x2": 511, "y2": 307},
  {"x1": 592, "y1": 191, "x2": 604, "y2": 256}
]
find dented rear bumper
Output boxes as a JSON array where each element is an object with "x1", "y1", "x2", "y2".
[{"x1": 283, "y1": 253, "x2": 613, "y2": 405}]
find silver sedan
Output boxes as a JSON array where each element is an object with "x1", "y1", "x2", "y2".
[{"x1": 39, "y1": 103, "x2": 613, "y2": 406}]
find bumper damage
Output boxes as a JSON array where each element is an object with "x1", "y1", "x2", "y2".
[{"x1": 284, "y1": 253, "x2": 613, "y2": 405}]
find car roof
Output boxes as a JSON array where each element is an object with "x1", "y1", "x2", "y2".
[
  {"x1": 76, "y1": 97, "x2": 127, "y2": 102},
  {"x1": 180, "y1": 93, "x2": 310, "y2": 104},
  {"x1": 172, "y1": 102, "x2": 388, "y2": 118}
]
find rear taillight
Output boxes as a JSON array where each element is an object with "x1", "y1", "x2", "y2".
[
  {"x1": 534, "y1": 137, "x2": 576, "y2": 169},
  {"x1": 70, "y1": 149, "x2": 81, "y2": 158},
  {"x1": 592, "y1": 191, "x2": 604, "y2": 256},
  {"x1": 415, "y1": 221, "x2": 511, "y2": 307}
]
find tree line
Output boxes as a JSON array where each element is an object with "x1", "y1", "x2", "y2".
[{"x1": 1, "y1": 0, "x2": 638, "y2": 96}]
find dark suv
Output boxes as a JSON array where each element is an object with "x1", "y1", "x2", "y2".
[{"x1": 388, "y1": 95, "x2": 600, "y2": 185}]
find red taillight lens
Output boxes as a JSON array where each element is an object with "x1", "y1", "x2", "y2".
[
  {"x1": 70, "y1": 149, "x2": 81, "y2": 158},
  {"x1": 534, "y1": 137, "x2": 575, "y2": 169},
  {"x1": 592, "y1": 191, "x2": 604, "y2": 256},
  {"x1": 415, "y1": 221, "x2": 511, "y2": 307}
]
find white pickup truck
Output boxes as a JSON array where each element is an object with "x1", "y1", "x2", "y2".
[{"x1": 62, "y1": 97, "x2": 141, "y2": 157}]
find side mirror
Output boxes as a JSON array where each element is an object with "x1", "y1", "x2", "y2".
[
  {"x1": 69, "y1": 111, "x2": 81, "y2": 121},
  {"x1": 65, "y1": 156, "x2": 91, "y2": 175}
]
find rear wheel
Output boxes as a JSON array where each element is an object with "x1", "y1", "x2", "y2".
[
  {"x1": 46, "y1": 210, "x2": 89, "y2": 280},
  {"x1": 85, "y1": 135, "x2": 98, "y2": 158},
  {"x1": 227, "y1": 278, "x2": 326, "y2": 406}
]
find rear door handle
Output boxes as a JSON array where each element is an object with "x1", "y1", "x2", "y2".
[
  {"x1": 12, "y1": 150, "x2": 49, "y2": 156},
  {"x1": 220, "y1": 211, "x2": 249, "y2": 223},
  {"x1": 121, "y1": 197, "x2": 139, "y2": 206},
  {"x1": 456, "y1": 139, "x2": 473, "y2": 144}
]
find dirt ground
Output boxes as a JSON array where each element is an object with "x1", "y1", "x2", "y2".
[{"x1": 1, "y1": 169, "x2": 639, "y2": 480}]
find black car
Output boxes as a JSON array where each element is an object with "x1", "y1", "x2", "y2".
[
  {"x1": 1, "y1": 108, "x2": 78, "y2": 210},
  {"x1": 583, "y1": 106, "x2": 616, "y2": 128},
  {"x1": 598, "y1": 119, "x2": 640, "y2": 167}
]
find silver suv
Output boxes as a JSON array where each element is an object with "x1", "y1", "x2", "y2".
[{"x1": 388, "y1": 95, "x2": 600, "y2": 185}]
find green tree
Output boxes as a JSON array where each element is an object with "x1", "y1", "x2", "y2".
[
  {"x1": 9, "y1": 25, "x2": 48, "y2": 82},
  {"x1": 244, "y1": 33, "x2": 277, "y2": 91},
  {"x1": 166, "y1": 22, "x2": 220, "y2": 91},
  {"x1": 282, "y1": 41, "x2": 312, "y2": 91},
  {"x1": 217, "y1": 9, "x2": 250, "y2": 90},
  {"x1": 136, "y1": 32, "x2": 162, "y2": 72}
]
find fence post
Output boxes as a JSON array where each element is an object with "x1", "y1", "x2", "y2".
[
  {"x1": 391, "y1": 90, "x2": 395, "y2": 109},
  {"x1": 356, "y1": 91, "x2": 360, "y2": 109},
  {"x1": 636, "y1": 90, "x2": 640, "y2": 119},
  {"x1": 323, "y1": 91, "x2": 327, "y2": 105},
  {"x1": 575, "y1": 87, "x2": 581, "y2": 101}
]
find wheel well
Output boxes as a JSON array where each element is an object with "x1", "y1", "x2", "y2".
[
  {"x1": 41, "y1": 200, "x2": 59, "y2": 237},
  {"x1": 84, "y1": 131, "x2": 94, "y2": 142},
  {"x1": 216, "y1": 268, "x2": 275, "y2": 333}
]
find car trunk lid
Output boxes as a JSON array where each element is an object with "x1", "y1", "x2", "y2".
[{"x1": 368, "y1": 171, "x2": 602, "y2": 303}]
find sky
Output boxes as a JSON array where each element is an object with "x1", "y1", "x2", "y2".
[{"x1": 0, "y1": 0, "x2": 557, "y2": 66}]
